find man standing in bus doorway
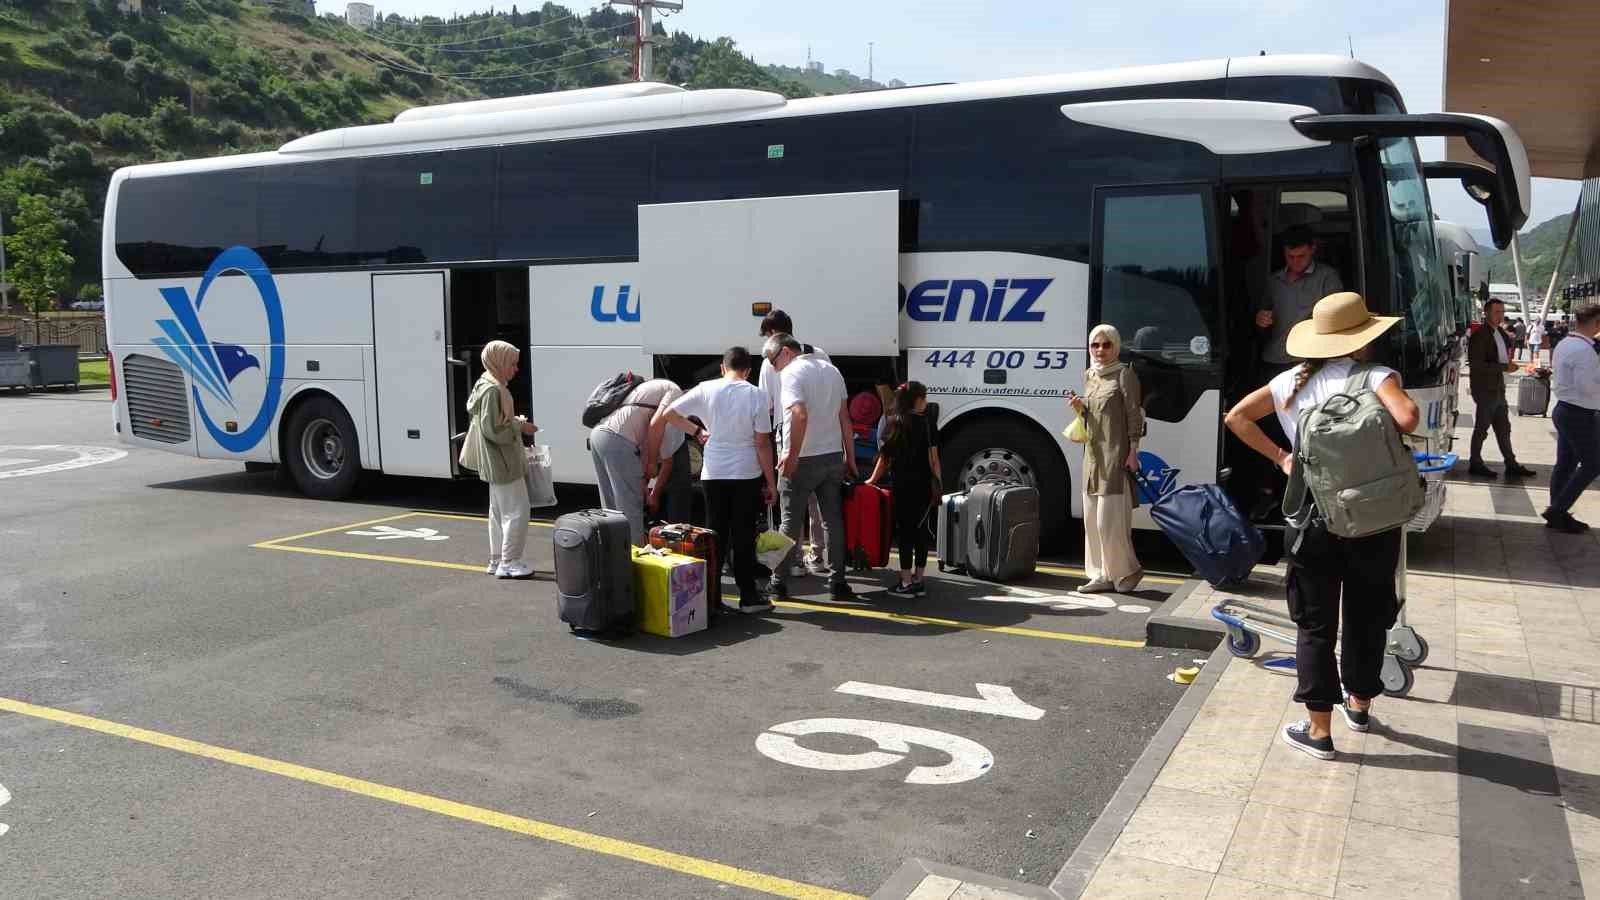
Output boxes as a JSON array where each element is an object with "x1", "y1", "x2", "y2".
[
  {"x1": 1468, "y1": 298, "x2": 1536, "y2": 480},
  {"x1": 763, "y1": 333, "x2": 857, "y2": 602},
  {"x1": 1254, "y1": 226, "x2": 1344, "y2": 377},
  {"x1": 758, "y1": 310, "x2": 834, "y2": 578}
]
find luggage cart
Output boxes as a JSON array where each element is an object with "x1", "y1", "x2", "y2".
[{"x1": 1209, "y1": 453, "x2": 1455, "y2": 697}]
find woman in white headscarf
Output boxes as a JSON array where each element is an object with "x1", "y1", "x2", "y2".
[
  {"x1": 1066, "y1": 323, "x2": 1146, "y2": 593},
  {"x1": 467, "y1": 340, "x2": 538, "y2": 579}
]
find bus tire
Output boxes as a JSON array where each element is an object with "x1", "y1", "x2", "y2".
[
  {"x1": 284, "y1": 396, "x2": 361, "y2": 500},
  {"x1": 940, "y1": 415, "x2": 1070, "y2": 552}
]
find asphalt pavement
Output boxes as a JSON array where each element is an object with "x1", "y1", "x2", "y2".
[{"x1": 0, "y1": 392, "x2": 1195, "y2": 898}]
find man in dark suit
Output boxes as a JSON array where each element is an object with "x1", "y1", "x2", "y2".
[{"x1": 1469, "y1": 298, "x2": 1536, "y2": 479}]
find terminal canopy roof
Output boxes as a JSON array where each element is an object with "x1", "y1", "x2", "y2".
[{"x1": 1445, "y1": 0, "x2": 1600, "y2": 179}]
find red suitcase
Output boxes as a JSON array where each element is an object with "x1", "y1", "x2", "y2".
[
  {"x1": 648, "y1": 524, "x2": 722, "y2": 613},
  {"x1": 842, "y1": 482, "x2": 893, "y2": 571}
]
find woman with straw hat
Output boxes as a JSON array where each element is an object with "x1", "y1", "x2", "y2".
[{"x1": 1223, "y1": 292, "x2": 1420, "y2": 761}]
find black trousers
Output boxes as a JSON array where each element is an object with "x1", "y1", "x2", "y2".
[
  {"x1": 1470, "y1": 392, "x2": 1519, "y2": 466},
  {"x1": 704, "y1": 477, "x2": 763, "y2": 605},
  {"x1": 893, "y1": 478, "x2": 933, "y2": 572},
  {"x1": 1550, "y1": 401, "x2": 1600, "y2": 515},
  {"x1": 1285, "y1": 525, "x2": 1402, "y2": 712}
]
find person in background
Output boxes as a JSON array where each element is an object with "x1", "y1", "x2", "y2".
[
  {"x1": 591, "y1": 377, "x2": 686, "y2": 544},
  {"x1": 758, "y1": 310, "x2": 833, "y2": 578},
  {"x1": 1224, "y1": 292, "x2": 1420, "y2": 761},
  {"x1": 1255, "y1": 225, "x2": 1344, "y2": 376},
  {"x1": 1067, "y1": 324, "x2": 1145, "y2": 594},
  {"x1": 1512, "y1": 316, "x2": 1528, "y2": 361},
  {"x1": 873, "y1": 375, "x2": 896, "y2": 448},
  {"x1": 763, "y1": 333, "x2": 857, "y2": 602},
  {"x1": 656, "y1": 347, "x2": 777, "y2": 613},
  {"x1": 865, "y1": 381, "x2": 941, "y2": 597},
  {"x1": 1543, "y1": 303, "x2": 1600, "y2": 534},
  {"x1": 1468, "y1": 299, "x2": 1536, "y2": 480},
  {"x1": 1528, "y1": 317, "x2": 1546, "y2": 365},
  {"x1": 469, "y1": 340, "x2": 539, "y2": 579}
]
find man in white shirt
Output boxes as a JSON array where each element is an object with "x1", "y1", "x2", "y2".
[
  {"x1": 757, "y1": 309, "x2": 834, "y2": 577},
  {"x1": 1467, "y1": 299, "x2": 1535, "y2": 479},
  {"x1": 589, "y1": 378, "x2": 685, "y2": 544},
  {"x1": 1543, "y1": 304, "x2": 1600, "y2": 533},
  {"x1": 763, "y1": 332, "x2": 857, "y2": 601},
  {"x1": 1528, "y1": 318, "x2": 1546, "y2": 365}
]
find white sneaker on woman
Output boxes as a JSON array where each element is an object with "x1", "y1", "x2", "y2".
[
  {"x1": 487, "y1": 560, "x2": 499, "y2": 575},
  {"x1": 496, "y1": 562, "x2": 535, "y2": 580}
]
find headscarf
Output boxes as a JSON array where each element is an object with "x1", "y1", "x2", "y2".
[
  {"x1": 1088, "y1": 323, "x2": 1125, "y2": 377},
  {"x1": 480, "y1": 340, "x2": 519, "y2": 424}
]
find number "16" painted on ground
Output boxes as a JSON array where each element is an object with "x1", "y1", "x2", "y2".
[{"x1": 755, "y1": 681, "x2": 1044, "y2": 785}]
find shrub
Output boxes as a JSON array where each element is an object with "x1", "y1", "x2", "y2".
[
  {"x1": 0, "y1": 42, "x2": 16, "y2": 60},
  {"x1": 106, "y1": 32, "x2": 135, "y2": 60},
  {"x1": 94, "y1": 111, "x2": 157, "y2": 149}
]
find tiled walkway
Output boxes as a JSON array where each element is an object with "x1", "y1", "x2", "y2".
[{"x1": 1076, "y1": 378, "x2": 1600, "y2": 899}]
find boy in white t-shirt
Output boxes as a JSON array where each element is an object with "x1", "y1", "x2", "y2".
[{"x1": 1224, "y1": 292, "x2": 1421, "y2": 763}]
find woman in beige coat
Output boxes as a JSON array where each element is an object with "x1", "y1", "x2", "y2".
[
  {"x1": 1066, "y1": 324, "x2": 1146, "y2": 593},
  {"x1": 468, "y1": 341, "x2": 538, "y2": 579}
]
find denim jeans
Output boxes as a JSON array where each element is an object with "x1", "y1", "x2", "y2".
[{"x1": 775, "y1": 452, "x2": 847, "y2": 589}]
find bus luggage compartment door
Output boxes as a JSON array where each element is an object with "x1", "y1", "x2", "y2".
[
  {"x1": 637, "y1": 191, "x2": 900, "y2": 355},
  {"x1": 371, "y1": 271, "x2": 454, "y2": 477}
]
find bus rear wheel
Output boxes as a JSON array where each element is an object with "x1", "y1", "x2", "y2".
[
  {"x1": 285, "y1": 396, "x2": 361, "y2": 500},
  {"x1": 940, "y1": 417, "x2": 1069, "y2": 552}
]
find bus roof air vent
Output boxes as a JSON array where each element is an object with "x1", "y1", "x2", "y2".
[
  {"x1": 279, "y1": 88, "x2": 788, "y2": 156},
  {"x1": 393, "y1": 83, "x2": 687, "y2": 123}
]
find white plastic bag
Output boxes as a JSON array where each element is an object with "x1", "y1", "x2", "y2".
[
  {"x1": 755, "y1": 529, "x2": 795, "y2": 571},
  {"x1": 524, "y1": 444, "x2": 557, "y2": 508}
]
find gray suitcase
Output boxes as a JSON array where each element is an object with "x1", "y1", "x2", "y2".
[
  {"x1": 552, "y1": 509, "x2": 634, "y2": 634},
  {"x1": 936, "y1": 490, "x2": 969, "y2": 573},
  {"x1": 1517, "y1": 374, "x2": 1550, "y2": 416},
  {"x1": 964, "y1": 481, "x2": 1040, "y2": 582}
]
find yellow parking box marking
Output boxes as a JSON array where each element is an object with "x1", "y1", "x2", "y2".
[
  {"x1": 774, "y1": 600, "x2": 1146, "y2": 649},
  {"x1": 0, "y1": 696, "x2": 863, "y2": 900},
  {"x1": 255, "y1": 511, "x2": 425, "y2": 547},
  {"x1": 252, "y1": 542, "x2": 486, "y2": 573}
]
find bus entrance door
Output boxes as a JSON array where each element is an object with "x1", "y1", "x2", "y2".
[{"x1": 371, "y1": 271, "x2": 454, "y2": 477}]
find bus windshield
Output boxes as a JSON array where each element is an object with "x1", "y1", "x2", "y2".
[{"x1": 1374, "y1": 94, "x2": 1453, "y2": 363}]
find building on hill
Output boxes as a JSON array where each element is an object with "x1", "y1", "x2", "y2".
[
  {"x1": 888, "y1": 78, "x2": 906, "y2": 88},
  {"x1": 345, "y1": 1, "x2": 373, "y2": 29},
  {"x1": 806, "y1": 60, "x2": 823, "y2": 74},
  {"x1": 116, "y1": 0, "x2": 142, "y2": 14},
  {"x1": 252, "y1": 0, "x2": 315, "y2": 15}
]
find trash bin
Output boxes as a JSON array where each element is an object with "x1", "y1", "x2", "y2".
[
  {"x1": 0, "y1": 351, "x2": 28, "y2": 392},
  {"x1": 0, "y1": 336, "x2": 17, "y2": 352},
  {"x1": 27, "y1": 344, "x2": 80, "y2": 391}
]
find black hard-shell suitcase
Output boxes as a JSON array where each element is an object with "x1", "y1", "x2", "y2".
[
  {"x1": 936, "y1": 490, "x2": 969, "y2": 573},
  {"x1": 1517, "y1": 373, "x2": 1550, "y2": 416},
  {"x1": 963, "y1": 481, "x2": 1040, "y2": 582},
  {"x1": 553, "y1": 509, "x2": 634, "y2": 634}
]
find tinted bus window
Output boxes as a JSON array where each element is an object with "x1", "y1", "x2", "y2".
[
  {"x1": 117, "y1": 170, "x2": 259, "y2": 276},
  {"x1": 358, "y1": 148, "x2": 496, "y2": 264},
  {"x1": 258, "y1": 159, "x2": 363, "y2": 269},
  {"x1": 498, "y1": 134, "x2": 652, "y2": 260}
]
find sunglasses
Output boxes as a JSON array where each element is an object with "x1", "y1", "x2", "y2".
[{"x1": 1089, "y1": 341, "x2": 1113, "y2": 348}]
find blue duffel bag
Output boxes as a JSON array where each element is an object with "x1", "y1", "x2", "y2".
[{"x1": 1140, "y1": 482, "x2": 1264, "y2": 587}]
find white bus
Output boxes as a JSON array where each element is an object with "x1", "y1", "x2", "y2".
[{"x1": 103, "y1": 56, "x2": 1529, "y2": 546}]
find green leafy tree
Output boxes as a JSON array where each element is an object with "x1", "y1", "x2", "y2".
[
  {"x1": 107, "y1": 32, "x2": 136, "y2": 60},
  {"x1": 4, "y1": 195, "x2": 75, "y2": 314}
]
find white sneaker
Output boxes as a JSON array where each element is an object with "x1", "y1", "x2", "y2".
[
  {"x1": 496, "y1": 562, "x2": 535, "y2": 580},
  {"x1": 487, "y1": 560, "x2": 499, "y2": 575}
]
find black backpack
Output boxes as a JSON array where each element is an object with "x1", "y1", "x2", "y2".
[{"x1": 581, "y1": 372, "x2": 647, "y2": 428}]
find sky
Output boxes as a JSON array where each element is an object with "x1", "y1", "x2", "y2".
[{"x1": 370, "y1": 0, "x2": 1580, "y2": 239}]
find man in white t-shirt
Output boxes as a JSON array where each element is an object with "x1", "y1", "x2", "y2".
[
  {"x1": 1527, "y1": 318, "x2": 1546, "y2": 365},
  {"x1": 757, "y1": 309, "x2": 834, "y2": 576},
  {"x1": 590, "y1": 377, "x2": 685, "y2": 544},
  {"x1": 763, "y1": 332, "x2": 856, "y2": 601}
]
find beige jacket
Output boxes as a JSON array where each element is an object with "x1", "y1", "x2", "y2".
[{"x1": 1081, "y1": 364, "x2": 1145, "y2": 496}]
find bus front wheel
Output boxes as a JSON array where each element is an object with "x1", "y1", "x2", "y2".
[
  {"x1": 285, "y1": 396, "x2": 361, "y2": 500},
  {"x1": 940, "y1": 417, "x2": 1069, "y2": 552}
]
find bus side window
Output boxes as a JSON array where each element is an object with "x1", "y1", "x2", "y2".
[{"x1": 1091, "y1": 186, "x2": 1222, "y2": 423}]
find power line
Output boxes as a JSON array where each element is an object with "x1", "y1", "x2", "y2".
[
  {"x1": 362, "y1": 19, "x2": 636, "y2": 54},
  {"x1": 367, "y1": 9, "x2": 585, "y2": 48}
]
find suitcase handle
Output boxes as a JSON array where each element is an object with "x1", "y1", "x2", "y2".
[{"x1": 973, "y1": 515, "x2": 985, "y2": 547}]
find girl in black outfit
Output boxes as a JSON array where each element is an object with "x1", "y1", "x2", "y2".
[{"x1": 866, "y1": 381, "x2": 942, "y2": 598}]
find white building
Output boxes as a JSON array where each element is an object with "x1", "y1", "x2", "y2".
[
  {"x1": 345, "y1": 1, "x2": 374, "y2": 29},
  {"x1": 116, "y1": 0, "x2": 142, "y2": 13}
]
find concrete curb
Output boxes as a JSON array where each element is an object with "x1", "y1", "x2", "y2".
[
  {"x1": 1047, "y1": 639, "x2": 1233, "y2": 899},
  {"x1": 1142, "y1": 578, "x2": 1226, "y2": 650},
  {"x1": 871, "y1": 858, "x2": 1057, "y2": 899}
]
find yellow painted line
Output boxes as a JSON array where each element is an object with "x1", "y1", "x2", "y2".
[
  {"x1": 252, "y1": 542, "x2": 486, "y2": 573},
  {"x1": 254, "y1": 511, "x2": 424, "y2": 547},
  {"x1": 0, "y1": 696, "x2": 863, "y2": 900},
  {"x1": 774, "y1": 600, "x2": 1147, "y2": 648}
]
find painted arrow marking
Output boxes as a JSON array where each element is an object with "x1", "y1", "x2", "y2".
[{"x1": 345, "y1": 525, "x2": 449, "y2": 541}]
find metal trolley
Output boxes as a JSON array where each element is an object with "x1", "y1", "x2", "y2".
[{"x1": 1209, "y1": 453, "x2": 1454, "y2": 697}]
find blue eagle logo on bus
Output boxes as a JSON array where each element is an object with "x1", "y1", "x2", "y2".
[{"x1": 150, "y1": 245, "x2": 286, "y2": 453}]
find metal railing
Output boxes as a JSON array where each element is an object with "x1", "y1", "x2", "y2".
[{"x1": 0, "y1": 315, "x2": 108, "y2": 357}]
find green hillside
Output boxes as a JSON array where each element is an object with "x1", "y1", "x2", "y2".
[
  {"x1": 763, "y1": 62, "x2": 886, "y2": 95},
  {"x1": 1482, "y1": 211, "x2": 1577, "y2": 306},
  {"x1": 0, "y1": 0, "x2": 810, "y2": 308}
]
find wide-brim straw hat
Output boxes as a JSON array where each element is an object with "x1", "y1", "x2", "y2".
[{"x1": 1286, "y1": 292, "x2": 1402, "y2": 360}]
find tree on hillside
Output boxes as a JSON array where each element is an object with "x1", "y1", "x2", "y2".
[{"x1": 4, "y1": 195, "x2": 75, "y2": 314}]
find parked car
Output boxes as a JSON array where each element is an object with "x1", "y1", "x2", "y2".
[{"x1": 70, "y1": 299, "x2": 104, "y2": 311}]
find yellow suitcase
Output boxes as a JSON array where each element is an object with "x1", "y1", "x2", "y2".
[{"x1": 630, "y1": 547, "x2": 708, "y2": 637}]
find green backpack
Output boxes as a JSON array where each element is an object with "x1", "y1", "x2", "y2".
[{"x1": 1282, "y1": 364, "x2": 1425, "y2": 542}]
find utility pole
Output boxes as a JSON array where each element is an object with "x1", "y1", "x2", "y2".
[
  {"x1": 608, "y1": 0, "x2": 682, "y2": 82},
  {"x1": 0, "y1": 208, "x2": 8, "y2": 313},
  {"x1": 868, "y1": 41, "x2": 874, "y2": 84}
]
